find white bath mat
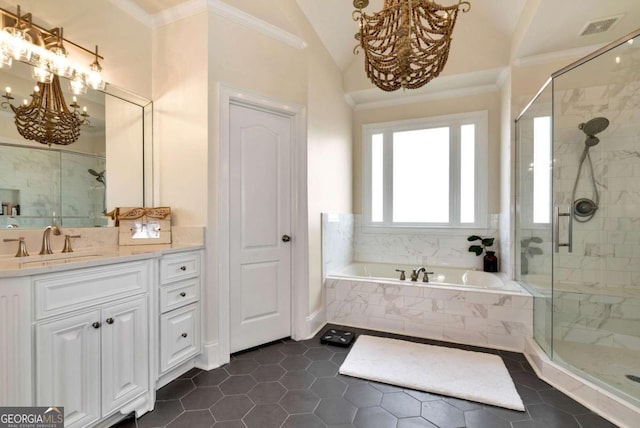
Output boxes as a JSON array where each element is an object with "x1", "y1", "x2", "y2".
[{"x1": 339, "y1": 335, "x2": 525, "y2": 411}]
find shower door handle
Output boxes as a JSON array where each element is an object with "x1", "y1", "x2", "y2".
[{"x1": 554, "y1": 206, "x2": 573, "y2": 253}]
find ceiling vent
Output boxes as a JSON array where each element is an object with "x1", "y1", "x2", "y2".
[{"x1": 579, "y1": 15, "x2": 623, "y2": 37}]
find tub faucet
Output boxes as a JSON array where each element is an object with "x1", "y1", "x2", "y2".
[
  {"x1": 395, "y1": 269, "x2": 406, "y2": 281},
  {"x1": 40, "y1": 225, "x2": 61, "y2": 255},
  {"x1": 422, "y1": 270, "x2": 435, "y2": 283},
  {"x1": 411, "y1": 267, "x2": 425, "y2": 281}
]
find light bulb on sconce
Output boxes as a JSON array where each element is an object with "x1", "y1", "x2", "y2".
[
  {"x1": 69, "y1": 71, "x2": 87, "y2": 95},
  {"x1": 32, "y1": 60, "x2": 53, "y2": 84},
  {"x1": 86, "y1": 45, "x2": 105, "y2": 91}
]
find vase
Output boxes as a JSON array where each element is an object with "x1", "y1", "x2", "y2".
[{"x1": 483, "y1": 251, "x2": 498, "y2": 272}]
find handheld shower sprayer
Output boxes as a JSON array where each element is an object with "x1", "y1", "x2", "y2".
[{"x1": 571, "y1": 117, "x2": 609, "y2": 222}]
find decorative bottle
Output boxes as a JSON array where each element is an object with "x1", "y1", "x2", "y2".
[{"x1": 483, "y1": 251, "x2": 498, "y2": 272}]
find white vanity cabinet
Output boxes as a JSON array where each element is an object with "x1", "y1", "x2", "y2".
[
  {"x1": 158, "y1": 250, "x2": 202, "y2": 379},
  {"x1": 34, "y1": 260, "x2": 152, "y2": 428}
]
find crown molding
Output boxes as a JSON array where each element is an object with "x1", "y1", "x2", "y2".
[
  {"x1": 107, "y1": 0, "x2": 154, "y2": 27},
  {"x1": 352, "y1": 84, "x2": 499, "y2": 111},
  {"x1": 153, "y1": 0, "x2": 208, "y2": 28},
  {"x1": 111, "y1": 0, "x2": 307, "y2": 50},
  {"x1": 513, "y1": 43, "x2": 607, "y2": 68},
  {"x1": 208, "y1": 0, "x2": 307, "y2": 49}
]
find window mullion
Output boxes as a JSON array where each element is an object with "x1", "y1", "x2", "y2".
[
  {"x1": 383, "y1": 130, "x2": 394, "y2": 225},
  {"x1": 450, "y1": 124, "x2": 461, "y2": 226}
]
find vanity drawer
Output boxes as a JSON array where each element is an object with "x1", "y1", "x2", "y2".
[
  {"x1": 160, "y1": 252, "x2": 200, "y2": 284},
  {"x1": 160, "y1": 303, "x2": 200, "y2": 372},
  {"x1": 159, "y1": 278, "x2": 199, "y2": 313},
  {"x1": 34, "y1": 261, "x2": 149, "y2": 320}
]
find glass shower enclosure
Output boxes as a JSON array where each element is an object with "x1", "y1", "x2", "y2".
[{"x1": 516, "y1": 29, "x2": 640, "y2": 408}]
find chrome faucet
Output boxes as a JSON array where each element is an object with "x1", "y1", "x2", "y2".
[
  {"x1": 411, "y1": 267, "x2": 426, "y2": 281},
  {"x1": 40, "y1": 225, "x2": 61, "y2": 255}
]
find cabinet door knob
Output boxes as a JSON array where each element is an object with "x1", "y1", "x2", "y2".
[
  {"x1": 106, "y1": 318, "x2": 114, "y2": 325},
  {"x1": 179, "y1": 292, "x2": 186, "y2": 297},
  {"x1": 92, "y1": 322, "x2": 101, "y2": 329},
  {"x1": 180, "y1": 266, "x2": 187, "y2": 271},
  {"x1": 282, "y1": 234, "x2": 291, "y2": 242},
  {"x1": 181, "y1": 333, "x2": 188, "y2": 338}
]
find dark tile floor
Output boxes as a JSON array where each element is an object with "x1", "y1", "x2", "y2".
[{"x1": 114, "y1": 324, "x2": 619, "y2": 428}]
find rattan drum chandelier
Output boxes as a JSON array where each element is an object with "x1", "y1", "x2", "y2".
[{"x1": 353, "y1": 0, "x2": 471, "y2": 91}]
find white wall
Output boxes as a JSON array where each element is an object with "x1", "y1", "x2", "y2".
[
  {"x1": 148, "y1": 1, "x2": 353, "y2": 352},
  {"x1": 152, "y1": 14, "x2": 209, "y2": 227}
]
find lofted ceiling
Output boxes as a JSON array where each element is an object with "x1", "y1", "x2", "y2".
[{"x1": 123, "y1": 0, "x2": 640, "y2": 105}]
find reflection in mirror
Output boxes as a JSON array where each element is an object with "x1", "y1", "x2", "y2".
[{"x1": 0, "y1": 59, "x2": 151, "y2": 229}]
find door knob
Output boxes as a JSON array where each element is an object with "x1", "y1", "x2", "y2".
[
  {"x1": 282, "y1": 234, "x2": 291, "y2": 242},
  {"x1": 92, "y1": 322, "x2": 101, "y2": 329},
  {"x1": 181, "y1": 333, "x2": 188, "y2": 338},
  {"x1": 105, "y1": 318, "x2": 114, "y2": 325}
]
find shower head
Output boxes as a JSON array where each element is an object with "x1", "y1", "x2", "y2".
[{"x1": 579, "y1": 117, "x2": 609, "y2": 137}]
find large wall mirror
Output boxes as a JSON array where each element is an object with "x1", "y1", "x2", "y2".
[{"x1": 0, "y1": 59, "x2": 152, "y2": 229}]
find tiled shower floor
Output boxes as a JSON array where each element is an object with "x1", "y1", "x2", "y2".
[
  {"x1": 114, "y1": 325, "x2": 618, "y2": 428},
  {"x1": 554, "y1": 340, "x2": 640, "y2": 406}
]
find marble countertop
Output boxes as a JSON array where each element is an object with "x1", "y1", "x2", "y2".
[{"x1": 0, "y1": 243, "x2": 204, "y2": 278}]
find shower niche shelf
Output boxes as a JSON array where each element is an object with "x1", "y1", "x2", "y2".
[{"x1": 0, "y1": 189, "x2": 20, "y2": 216}]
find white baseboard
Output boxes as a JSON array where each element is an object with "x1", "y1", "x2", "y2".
[
  {"x1": 195, "y1": 340, "x2": 223, "y2": 370},
  {"x1": 303, "y1": 308, "x2": 326, "y2": 340}
]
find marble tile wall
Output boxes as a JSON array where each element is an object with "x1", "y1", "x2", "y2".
[
  {"x1": 325, "y1": 278, "x2": 533, "y2": 352},
  {"x1": 518, "y1": 77, "x2": 640, "y2": 352},
  {"x1": 321, "y1": 213, "x2": 354, "y2": 278},
  {"x1": 0, "y1": 145, "x2": 106, "y2": 228},
  {"x1": 552, "y1": 81, "x2": 640, "y2": 349},
  {"x1": 353, "y1": 214, "x2": 501, "y2": 271}
]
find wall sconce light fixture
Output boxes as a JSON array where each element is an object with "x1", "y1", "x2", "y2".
[{"x1": 0, "y1": 5, "x2": 103, "y2": 146}]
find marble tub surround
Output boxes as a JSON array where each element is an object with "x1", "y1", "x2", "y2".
[
  {"x1": 354, "y1": 214, "x2": 501, "y2": 270},
  {"x1": 321, "y1": 213, "x2": 354, "y2": 278},
  {"x1": 325, "y1": 277, "x2": 533, "y2": 352}
]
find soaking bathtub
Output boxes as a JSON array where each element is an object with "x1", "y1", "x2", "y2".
[
  {"x1": 324, "y1": 262, "x2": 532, "y2": 351},
  {"x1": 329, "y1": 261, "x2": 523, "y2": 292}
]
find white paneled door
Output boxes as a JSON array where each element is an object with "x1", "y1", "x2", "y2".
[{"x1": 229, "y1": 103, "x2": 292, "y2": 353}]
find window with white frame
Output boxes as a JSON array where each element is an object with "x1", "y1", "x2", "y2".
[{"x1": 363, "y1": 111, "x2": 488, "y2": 228}]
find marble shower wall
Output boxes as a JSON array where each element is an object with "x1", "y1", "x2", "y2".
[
  {"x1": 0, "y1": 144, "x2": 106, "y2": 228},
  {"x1": 550, "y1": 78, "x2": 640, "y2": 349}
]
